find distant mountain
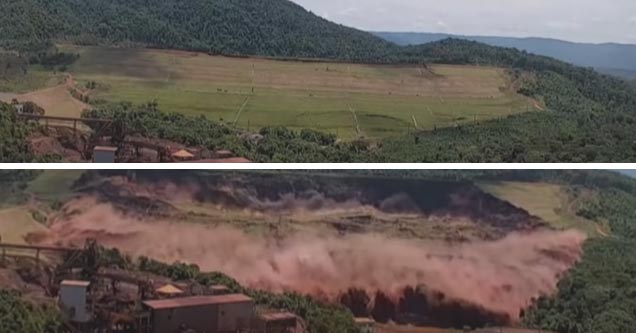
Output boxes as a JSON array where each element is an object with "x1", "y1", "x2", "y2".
[
  {"x1": 373, "y1": 32, "x2": 636, "y2": 79},
  {"x1": 617, "y1": 170, "x2": 636, "y2": 178},
  {"x1": 598, "y1": 68, "x2": 636, "y2": 81}
]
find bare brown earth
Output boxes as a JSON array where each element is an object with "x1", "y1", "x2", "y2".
[
  {"x1": 8, "y1": 75, "x2": 90, "y2": 118},
  {"x1": 67, "y1": 173, "x2": 548, "y2": 241},
  {"x1": 0, "y1": 92, "x2": 17, "y2": 101},
  {"x1": 28, "y1": 135, "x2": 83, "y2": 162}
]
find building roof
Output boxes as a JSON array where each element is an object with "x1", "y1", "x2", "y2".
[
  {"x1": 354, "y1": 318, "x2": 375, "y2": 325},
  {"x1": 143, "y1": 294, "x2": 253, "y2": 310},
  {"x1": 260, "y1": 312, "x2": 297, "y2": 321},
  {"x1": 61, "y1": 280, "x2": 91, "y2": 288},
  {"x1": 94, "y1": 146, "x2": 118, "y2": 152},
  {"x1": 171, "y1": 149, "x2": 195, "y2": 159},
  {"x1": 156, "y1": 284, "x2": 184, "y2": 295}
]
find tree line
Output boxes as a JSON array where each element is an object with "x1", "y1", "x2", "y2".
[{"x1": 522, "y1": 186, "x2": 636, "y2": 333}]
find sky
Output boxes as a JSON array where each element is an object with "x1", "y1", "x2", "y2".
[{"x1": 290, "y1": 0, "x2": 636, "y2": 44}]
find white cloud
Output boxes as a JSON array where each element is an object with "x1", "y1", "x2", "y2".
[{"x1": 290, "y1": 0, "x2": 636, "y2": 44}]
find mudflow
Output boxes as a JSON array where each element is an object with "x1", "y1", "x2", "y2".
[{"x1": 30, "y1": 197, "x2": 586, "y2": 324}]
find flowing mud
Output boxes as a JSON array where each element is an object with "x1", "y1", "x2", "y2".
[
  {"x1": 74, "y1": 172, "x2": 547, "y2": 237},
  {"x1": 30, "y1": 197, "x2": 586, "y2": 327}
]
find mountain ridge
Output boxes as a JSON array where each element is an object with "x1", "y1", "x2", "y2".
[{"x1": 373, "y1": 31, "x2": 636, "y2": 78}]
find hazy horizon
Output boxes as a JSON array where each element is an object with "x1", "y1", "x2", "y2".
[{"x1": 290, "y1": 0, "x2": 636, "y2": 45}]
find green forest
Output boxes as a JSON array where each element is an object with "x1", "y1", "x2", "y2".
[
  {"x1": 0, "y1": 0, "x2": 396, "y2": 62},
  {"x1": 0, "y1": 290, "x2": 62, "y2": 333},
  {"x1": 0, "y1": 103, "x2": 38, "y2": 163},
  {"x1": 522, "y1": 182, "x2": 636, "y2": 333}
]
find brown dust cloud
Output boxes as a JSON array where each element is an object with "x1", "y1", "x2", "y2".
[{"x1": 33, "y1": 198, "x2": 586, "y2": 322}]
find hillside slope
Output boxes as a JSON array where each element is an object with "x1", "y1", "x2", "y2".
[
  {"x1": 0, "y1": 0, "x2": 396, "y2": 61},
  {"x1": 2, "y1": 1, "x2": 636, "y2": 162},
  {"x1": 374, "y1": 32, "x2": 636, "y2": 75}
]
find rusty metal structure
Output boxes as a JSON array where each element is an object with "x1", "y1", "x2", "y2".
[
  {"x1": 16, "y1": 113, "x2": 112, "y2": 134},
  {"x1": 14, "y1": 112, "x2": 249, "y2": 163},
  {"x1": 0, "y1": 238, "x2": 300, "y2": 333},
  {"x1": 15, "y1": 113, "x2": 114, "y2": 160}
]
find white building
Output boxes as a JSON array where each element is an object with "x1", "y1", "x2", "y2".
[
  {"x1": 93, "y1": 146, "x2": 117, "y2": 163},
  {"x1": 59, "y1": 280, "x2": 91, "y2": 323}
]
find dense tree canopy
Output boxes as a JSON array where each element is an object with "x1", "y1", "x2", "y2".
[
  {"x1": 366, "y1": 40, "x2": 636, "y2": 162},
  {"x1": 523, "y1": 187, "x2": 636, "y2": 333},
  {"x1": 0, "y1": 103, "x2": 37, "y2": 163},
  {"x1": 0, "y1": 290, "x2": 62, "y2": 333},
  {"x1": 0, "y1": 0, "x2": 396, "y2": 62},
  {"x1": 0, "y1": 52, "x2": 28, "y2": 80}
]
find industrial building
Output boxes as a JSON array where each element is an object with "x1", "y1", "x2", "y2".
[
  {"x1": 59, "y1": 280, "x2": 92, "y2": 323},
  {"x1": 142, "y1": 294, "x2": 255, "y2": 333},
  {"x1": 0, "y1": 239, "x2": 300, "y2": 333},
  {"x1": 93, "y1": 146, "x2": 118, "y2": 163}
]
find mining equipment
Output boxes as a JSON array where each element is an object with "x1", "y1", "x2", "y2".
[{"x1": 0, "y1": 238, "x2": 300, "y2": 333}]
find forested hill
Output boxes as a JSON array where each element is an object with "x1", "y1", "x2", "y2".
[
  {"x1": 374, "y1": 32, "x2": 636, "y2": 73},
  {"x1": 2, "y1": 0, "x2": 632, "y2": 75},
  {"x1": 0, "y1": 0, "x2": 397, "y2": 61}
]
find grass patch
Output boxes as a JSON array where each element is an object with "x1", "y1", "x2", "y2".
[
  {"x1": 60, "y1": 45, "x2": 540, "y2": 139},
  {"x1": 479, "y1": 181, "x2": 601, "y2": 236},
  {"x1": 26, "y1": 170, "x2": 83, "y2": 203},
  {"x1": 0, "y1": 67, "x2": 62, "y2": 94}
]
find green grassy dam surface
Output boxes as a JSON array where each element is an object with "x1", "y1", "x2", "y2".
[{"x1": 61, "y1": 45, "x2": 542, "y2": 139}]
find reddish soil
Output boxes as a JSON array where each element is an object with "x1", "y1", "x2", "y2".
[
  {"x1": 28, "y1": 127, "x2": 87, "y2": 162},
  {"x1": 0, "y1": 264, "x2": 49, "y2": 303}
]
